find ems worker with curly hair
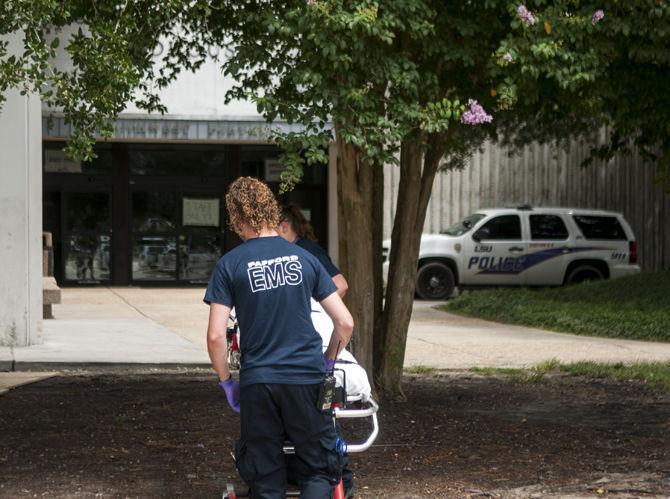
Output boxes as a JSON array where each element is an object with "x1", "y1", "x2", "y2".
[{"x1": 205, "y1": 177, "x2": 354, "y2": 498}]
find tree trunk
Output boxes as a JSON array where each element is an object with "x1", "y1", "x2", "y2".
[
  {"x1": 335, "y1": 130, "x2": 377, "y2": 381},
  {"x1": 377, "y1": 134, "x2": 445, "y2": 398},
  {"x1": 371, "y1": 158, "x2": 384, "y2": 379},
  {"x1": 336, "y1": 126, "x2": 446, "y2": 397}
]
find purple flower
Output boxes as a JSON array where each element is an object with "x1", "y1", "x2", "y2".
[
  {"x1": 461, "y1": 99, "x2": 493, "y2": 125},
  {"x1": 503, "y1": 52, "x2": 513, "y2": 63},
  {"x1": 592, "y1": 9, "x2": 604, "y2": 25},
  {"x1": 517, "y1": 4, "x2": 536, "y2": 26}
]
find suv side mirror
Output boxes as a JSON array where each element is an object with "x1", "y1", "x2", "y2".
[{"x1": 473, "y1": 227, "x2": 490, "y2": 242}]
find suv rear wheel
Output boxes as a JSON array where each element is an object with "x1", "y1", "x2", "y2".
[
  {"x1": 416, "y1": 262, "x2": 455, "y2": 300},
  {"x1": 564, "y1": 264, "x2": 604, "y2": 285}
]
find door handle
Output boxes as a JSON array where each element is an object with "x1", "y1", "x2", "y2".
[{"x1": 508, "y1": 247, "x2": 524, "y2": 252}]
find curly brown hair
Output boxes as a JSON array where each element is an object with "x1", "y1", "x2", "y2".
[{"x1": 226, "y1": 177, "x2": 281, "y2": 235}]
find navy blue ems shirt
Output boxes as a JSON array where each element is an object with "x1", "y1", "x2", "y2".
[
  {"x1": 295, "y1": 237, "x2": 340, "y2": 278},
  {"x1": 204, "y1": 236, "x2": 337, "y2": 387}
]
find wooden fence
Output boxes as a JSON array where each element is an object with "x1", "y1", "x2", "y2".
[{"x1": 384, "y1": 137, "x2": 670, "y2": 272}]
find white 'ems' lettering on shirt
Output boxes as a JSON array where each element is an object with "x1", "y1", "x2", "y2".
[{"x1": 247, "y1": 255, "x2": 303, "y2": 292}]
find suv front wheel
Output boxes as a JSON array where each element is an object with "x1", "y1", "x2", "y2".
[{"x1": 416, "y1": 262, "x2": 455, "y2": 300}]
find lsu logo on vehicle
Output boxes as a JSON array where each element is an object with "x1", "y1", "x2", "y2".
[
  {"x1": 468, "y1": 256, "x2": 526, "y2": 274},
  {"x1": 474, "y1": 245, "x2": 493, "y2": 253}
]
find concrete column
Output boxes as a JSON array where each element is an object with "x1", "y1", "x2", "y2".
[{"x1": 0, "y1": 33, "x2": 43, "y2": 347}]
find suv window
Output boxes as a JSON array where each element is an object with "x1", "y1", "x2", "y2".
[
  {"x1": 530, "y1": 214, "x2": 569, "y2": 240},
  {"x1": 441, "y1": 213, "x2": 486, "y2": 236},
  {"x1": 573, "y1": 215, "x2": 627, "y2": 240},
  {"x1": 475, "y1": 215, "x2": 521, "y2": 240}
]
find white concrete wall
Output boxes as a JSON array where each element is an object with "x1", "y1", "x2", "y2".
[
  {"x1": 122, "y1": 54, "x2": 258, "y2": 119},
  {"x1": 45, "y1": 27, "x2": 259, "y2": 120},
  {"x1": 0, "y1": 33, "x2": 43, "y2": 346}
]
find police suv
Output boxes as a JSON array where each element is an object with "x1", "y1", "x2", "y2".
[{"x1": 383, "y1": 206, "x2": 641, "y2": 300}]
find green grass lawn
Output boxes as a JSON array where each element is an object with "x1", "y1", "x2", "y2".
[
  {"x1": 406, "y1": 360, "x2": 670, "y2": 391},
  {"x1": 440, "y1": 271, "x2": 670, "y2": 342},
  {"x1": 469, "y1": 360, "x2": 670, "y2": 391}
]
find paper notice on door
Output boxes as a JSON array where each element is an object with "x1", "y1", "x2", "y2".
[
  {"x1": 183, "y1": 197, "x2": 220, "y2": 227},
  {"x1": 264, "y1": 158, "x2": 284, "y2": 182}
]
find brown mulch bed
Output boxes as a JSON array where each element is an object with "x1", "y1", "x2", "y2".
[{"x1": 0, "y1": 369, "x2": 668, "y2": 498}]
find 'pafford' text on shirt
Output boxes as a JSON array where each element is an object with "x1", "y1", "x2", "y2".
[{"x1": 247, "y1": 255, "x2": 303, "y2": 292}]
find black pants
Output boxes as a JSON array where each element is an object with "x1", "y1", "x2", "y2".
[
  {"x1": 235, "y1": 383, "x2": 342, "y2": 499},
  {"x1": 287, "y1": 429, "x2": 353, "y2": 495}
]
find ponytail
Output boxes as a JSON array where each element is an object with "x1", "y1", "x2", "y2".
[{"x1": 281, "y1": 204, "x2": 317, "y2": 241}]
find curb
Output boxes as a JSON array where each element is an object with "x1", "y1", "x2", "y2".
[{"x1": 10, "y1": 361, "x2": 213, "y2": 372}]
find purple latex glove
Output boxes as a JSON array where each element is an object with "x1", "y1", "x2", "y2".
[
  {"x1": 218, "y1": 376, "x2": 240, "y2": 413},
  {"x1": 323, "y1": 355, "x2": 335, "y2": 373}
]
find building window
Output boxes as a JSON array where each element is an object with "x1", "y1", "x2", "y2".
[
  {"x1": 43, "y1": 144, "x2": 112, "y2": 174},
  {"x1": 128, "y1": 144, "x2": 227, "y2": 177}
]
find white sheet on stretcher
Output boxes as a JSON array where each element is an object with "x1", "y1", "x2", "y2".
[
  {"x1": 310, "y1": 300, "x2": 372, "y2": 402},
  {"x1": 230, "y1": 301, "x2": 372, "y2": 402}
]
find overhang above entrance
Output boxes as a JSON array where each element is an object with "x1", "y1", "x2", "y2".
[{"x1": 43, "y1": 115, "x2": 331, "y2": 142}]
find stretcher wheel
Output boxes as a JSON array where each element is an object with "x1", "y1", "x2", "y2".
[{"x1": 225, "y1": 483, "x2": 237, "y2": 499}]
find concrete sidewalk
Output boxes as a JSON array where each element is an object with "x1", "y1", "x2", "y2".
[
  {"x1": 406, "y1": 301, "x2": 670, "y2": 369},
  {"x1": 1, "y1": 288, "x2": 670, "y2": 374},
  {"x1": 0, "y1": 372, "x2": 59, "y2": 395},
  {"x1": 0, "y1": 288, "x2": 210, "y2": 372}
]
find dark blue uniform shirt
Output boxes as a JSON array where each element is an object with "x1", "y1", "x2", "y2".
[
  {"x1": 295, "y1": 237, "x2": 340, "y2": 278},
  {"x1": 204, "y1": 236, "x2": 337, "y2": 387}
]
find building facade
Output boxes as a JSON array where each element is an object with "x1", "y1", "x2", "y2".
[
  {"x1": 3, "y1": 31, "x2": 667, "y2": 348},
  {"x1": 41, "y1": 137, "x2": 331, "y2": 286},
  {"x1": 40, "y1": 37, "x2": 338, "y2": 286}
]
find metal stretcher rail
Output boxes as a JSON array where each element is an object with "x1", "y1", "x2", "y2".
[
  {"x1": 334, "y1": 398, "x2": 379, "y2": 453},
  {"x1": 283, "y1": 398, "x2": 379, "y2": 455}
]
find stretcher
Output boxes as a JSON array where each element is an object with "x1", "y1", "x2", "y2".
[{"x1": 224, "y1": 302, "x2": 380, "y2": 499}]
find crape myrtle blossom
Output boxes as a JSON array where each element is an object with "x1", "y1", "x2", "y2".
[
  {"x1": 592, "y1": 9, "x2": 604, "y2": 25},
  {"x1": 517, "y1": 4, "x2": 536, "y2": 26},
  {"x1": 461, "y1": 99, "x2": 493, "y2": 125}
]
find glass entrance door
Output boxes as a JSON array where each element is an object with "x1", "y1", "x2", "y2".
[
  {"x1": 62, "y1": 191, "x2": 112, "y2": 283},
  {"x1": 130, "y1": 191, "x2": 224, "y2": 284},
  {"x1": 179, "y1": 196, "x2": 223, "y2": 283},
  {"x1": 131, "y1": 191, "x2": 178, "y2": 281}
]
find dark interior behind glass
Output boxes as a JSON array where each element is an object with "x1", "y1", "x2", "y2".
[{"x1": 573, "y1": 215, "x2": 627, "y2": 240}]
